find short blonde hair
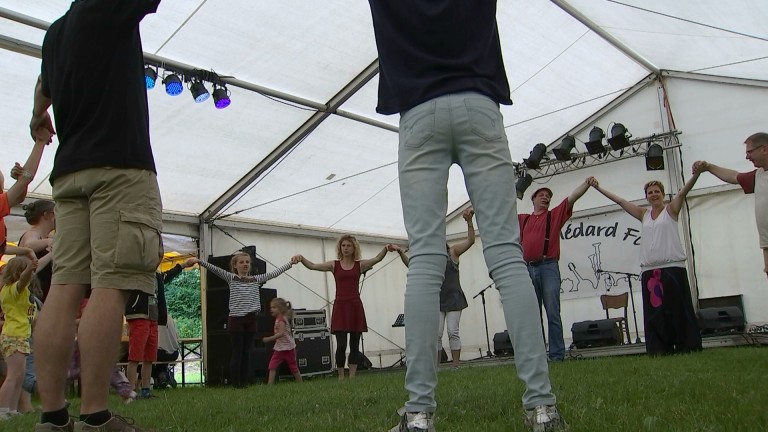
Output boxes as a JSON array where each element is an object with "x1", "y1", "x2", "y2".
[
  {"x1": 336, "y1": 235, "x2": 361, "y2": 261},
  {"x1": 643, "y1": 180, "x2": 665, "y2": 196}
]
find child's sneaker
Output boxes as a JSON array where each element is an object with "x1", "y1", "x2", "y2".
[
  {"x1": 0, "y1": 408, "x2": 20, "y2": 420},
  {"x1": 389, "y1": 408, "x2": 436, "y2": 432},
  {"x1": 524, "y1": 405, "x2": 568, "y2": 432},
  {"x1": 138, "y1": 388, "x2": 155, "y2": 399}
]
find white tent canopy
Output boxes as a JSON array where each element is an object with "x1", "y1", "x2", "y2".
[
  {"x1": 2, "y1": 0, "x2": 766, "y2": 237},
  {"x1": 2, "y1": 1, "x2": 767, "y2": 361}
]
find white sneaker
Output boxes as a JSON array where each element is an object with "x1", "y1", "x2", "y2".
[
  {"x1": 0, "y1": 408, "x2": 20, "y2": 420},
  {"x1": 524, "y1": 405, "x2": 568, "y2": 432},
  {"x1": 390, "y1": 408, "x2": 436, "y2": 432}
]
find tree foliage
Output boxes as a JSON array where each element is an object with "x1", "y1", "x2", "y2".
[{"x1": 165, "y1": 268, "x2": 202, "y2": 338}]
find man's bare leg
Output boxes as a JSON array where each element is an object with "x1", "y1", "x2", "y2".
[
  {"x1": 33, "y1": 284, "x2": 84, "y2": 413},
  {"x1": 78, "y1": 288, "x2": 128, "y2": 414}
]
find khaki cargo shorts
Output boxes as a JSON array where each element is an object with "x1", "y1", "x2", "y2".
[{"x1": 51, "y1": 167, "x2": 162, "y2": 294}]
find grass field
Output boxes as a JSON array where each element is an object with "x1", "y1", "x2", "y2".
[{"x1": 6, "y1": 346, "x2": 766, "y2": 431}]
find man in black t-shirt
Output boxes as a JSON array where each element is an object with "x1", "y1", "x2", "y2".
[
  {"x1": 30, "y1": 1, "x2": 162, "y2": 431},
  {"x1": 368, "y1": 1, "x2": 566, "y2": 431}
]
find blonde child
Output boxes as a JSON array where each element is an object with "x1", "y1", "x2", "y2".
[
  {"x1": 190, "y1": 252, "x2": 299, "y2": 387},
  {"x1": 0, "y1": 257, "x2": 37, "y2": 419},
  {"x1": 262, "y1": 298, "x2": 302, "y2": 385}
]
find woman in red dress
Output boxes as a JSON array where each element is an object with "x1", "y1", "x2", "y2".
[{"x1": 294, "y1": 235, "x2": 392, "y2": 379}]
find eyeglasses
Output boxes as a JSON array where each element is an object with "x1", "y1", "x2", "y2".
[{"x1": 746, "y1": 145, "x2": 765, "y2": 155}]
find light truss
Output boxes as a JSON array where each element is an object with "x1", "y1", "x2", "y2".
[{"x1": 516, "y1": 130, "x2": 682, "y2": 180}]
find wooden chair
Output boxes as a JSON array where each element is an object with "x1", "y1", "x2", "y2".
[{"x1": 600, "y1": 293, "x2": 631, "y2": 345}]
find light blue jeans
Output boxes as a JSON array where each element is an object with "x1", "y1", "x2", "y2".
[
  {"x1": 527, "y1": 261, "x2": 565, "y2": 361},
  {"x1": 399, "y1": 92, "x2": 556, "y2": 413}
]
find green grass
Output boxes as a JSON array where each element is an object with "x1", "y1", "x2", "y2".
[{"x1": 8, "y1": 346, "x2": 767, "y2": 431}]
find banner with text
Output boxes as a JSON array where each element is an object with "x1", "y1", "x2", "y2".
[{"x1": 558, "y1": 210, "x2": 644, "y2": 300}]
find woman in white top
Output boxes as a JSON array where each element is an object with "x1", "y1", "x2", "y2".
[{"x1": 589, "y1": 171, "x2": 702, "y2": 355}]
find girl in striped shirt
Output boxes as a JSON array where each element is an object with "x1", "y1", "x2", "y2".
[{"x1": 189, "y1": 252, "x2": 299, "y2": 387}]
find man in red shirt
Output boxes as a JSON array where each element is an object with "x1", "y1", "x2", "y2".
[{"x1": 518, "y1": 178, "x2": 592, "y2": 361}]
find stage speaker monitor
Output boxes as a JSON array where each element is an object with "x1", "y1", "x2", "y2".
[
  {"x1": 571, "y1": 319, "x2": 621, "y2": 349},
  {"x1": 698, "y1": 306, "x2": 745, "y2": 335},
  {"x1": 205, "y1": 333, "x2": 231, "y2": 386},
  {"x1": 493, "y1": 330, "x2": 514, "y2": 356}
]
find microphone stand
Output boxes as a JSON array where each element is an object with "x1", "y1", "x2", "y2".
[
  {"x1": 473, "y1": 282, "x2": 495, "y2": 358},
  {"x1": 597, "y1": 269, "x2": 642, "y2": 344}
]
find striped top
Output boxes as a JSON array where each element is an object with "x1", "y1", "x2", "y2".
[
  {"x1": 200, "y1": 260, "x2": 292, "y2": 317},
  {"x1": 273, "y1": 316, "x2": 296, "y2": 351}
]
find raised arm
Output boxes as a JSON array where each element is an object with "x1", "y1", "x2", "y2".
[
  {"x1": 196, "y1": 259, "x2": 235, "y2": 283},
  {"x1": 360, "y1": 245, "x2": 390, "y2": 274},
  {"x1": 3, "y1": 246, "x2": 37, "y2": 266},
  {"x1": 17, "y1": 259, "x2": 38, "y2": 294},
  {"x1": 7, "y1": 130, "x2": 50, "y2": 207},
  {"x1": 30, "y1": 75, "x2": 54, "y2": 139},
  {"x1": 294, "y1": 254, "x2": 334, "y2": 272},
  {"x1": 588, "y1": 177, "x2": 646, "y2": 221},
  {"x1": 693, "y1": 160, "x2": 739, "y2": 185},
  {"x1": 388, "y1": 244, "x2": 409, "y2": 267},
  {"x1": 451, "y1": 208, "x2": 476, "y2": 259},
  {"x1": 19, "y1": 231, "x2": 53, "y2": 254},
  {"x1": 567, "y1": 178, "x2": 592, "y2": 212},
  {"x1": 242, "y1": 261, "x2": 293, "y2": 284},
  {"x1": 667, "y1": 170, "x2": 702, "y2": 219}
]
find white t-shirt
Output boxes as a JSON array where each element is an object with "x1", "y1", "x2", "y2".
[{"x1": 639, "y1": 206, "x2": 687, "y2": 272}]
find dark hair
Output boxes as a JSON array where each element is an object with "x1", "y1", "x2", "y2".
[{"x1": 23, "y1": 199, "x2": 55, "y2": 225}]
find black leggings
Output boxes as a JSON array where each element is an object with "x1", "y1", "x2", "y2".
[
  {"x1": 334, "y1": 332, "x2": 361, "y2": 368},
  {"x1": 229, "y1": 331, "x2": 255, "y2": 387}
]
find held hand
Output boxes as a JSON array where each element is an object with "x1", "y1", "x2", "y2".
[
  {"x1": 32, "y1": 127, "x2": 54, "y2": 145},
  {"x1": 587, "y1": 176, "x2": 599, "y2": 188},
  {"x1": 386, "y1": 243, "x2": 398, "y2": 252},
  {"x1": 692, "y1": 161, "x2": 709, "y2": 175},
  {"x1": 10, "y1": 163, "x2": 23, "y2": 180},
  {"x1": 290, "y1": 255, "x2": 301, "y2": 265},
  {"x1": 462, "y1": 207, "x2": 475, "y2": 222},
  {"x1": 183, "y1": 257, "x2": 198, "y2": 268},
  {"x1": 30, "y1": 111, "x2": 55, "y2": 141}
]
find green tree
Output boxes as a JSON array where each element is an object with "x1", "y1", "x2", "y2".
[{"x1": 165, "y1": 268, "x2": 202, "y2": 338}]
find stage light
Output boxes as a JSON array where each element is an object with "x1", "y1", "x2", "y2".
[
  {"x1": 190, "y1": 81, "x2": 210, "y2": 103},
  {"x1": 515, "y1": 174, "x2": 533, "y2": 199},
  {"x1": 163, "y1": 74, "x2": 183, "y2": 96},
  {"x1": 553, "y1": 135, "x2": 576, "y2": 161},
  {"x1": 524, "y1": 143, "x2": 547, "y2": 169},
  {"x1": 212, "y1": 85, "x2": 231, "y2": 109},
  {"x1": 645, "y1": 143, "x2": 664, "y2": 170},
  {"x1": 585, "y1": 127, "x2": 606, "y2": 155},
  {"x1": 144, "y1": 67, "x2": 157, "y2": 89},
  {"x1": 607, "y1": 123, "x2": 632, "y2": 150}
]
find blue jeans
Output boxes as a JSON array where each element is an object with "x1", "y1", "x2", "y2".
[
  {"x1": 23, "y1": 338, "x2": 36, "y2": 393},
  {"x1": 527, "y1": 262, "x2": 565, "y2": 361},
  {"x1": 400, "y1": 92, "x2": 556, "y2": 413}
]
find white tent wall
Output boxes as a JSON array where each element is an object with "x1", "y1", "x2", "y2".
[{"x1": 507, "y1": 74, "x2": 768, "y2": 346}]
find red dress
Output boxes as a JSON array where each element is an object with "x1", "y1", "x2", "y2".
[{"x1": 330, "y1": 261, "x2": 368, "y2": 333}]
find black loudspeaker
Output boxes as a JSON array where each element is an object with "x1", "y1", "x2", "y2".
[
  {"x1": 698, "y1": 307, "x2": 745, "y2": 335},
  {"x1": 438, "y1": 347, "x2": 449, "y2": 363},
  {"x1": 205, "y1": 317, "x2": 275, "y2": 386},
  {"x1": 571, "y1": 319, "x2": 621, "y2": 349},
  {"x1": 493, "y1": 330, "x2": 514, "y2": 356},
  {"x1": 205, "y1": 333, "x2": 231, "y2": 386}
]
